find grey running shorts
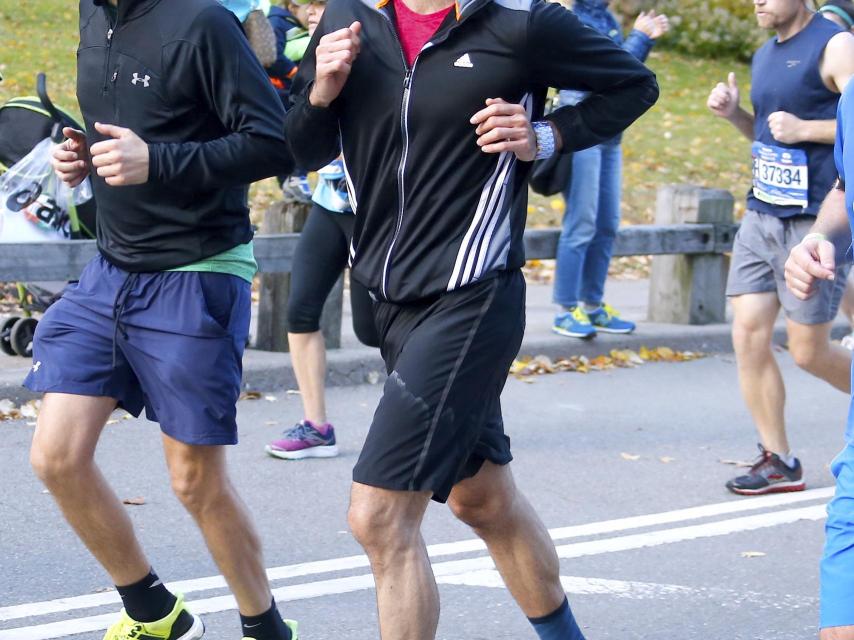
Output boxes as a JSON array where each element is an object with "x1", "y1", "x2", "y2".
[{"x1": 726, "y1": 210, "x2": 849, "y2": 325}]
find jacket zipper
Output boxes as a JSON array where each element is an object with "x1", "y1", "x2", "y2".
[
  {"x1": 102, "y1": 25, "x2": 114, "y2": 94},
  {"x1": 378, "y1": 13, "x2": 431, "y2": 300},
  {"x1": 381, "y1": 66, "x2": 416, "y2": 300}
]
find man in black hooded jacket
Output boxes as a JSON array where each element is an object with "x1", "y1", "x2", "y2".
[{"x1": 27, "y1": 1, "x2": 296, "y2": 639}]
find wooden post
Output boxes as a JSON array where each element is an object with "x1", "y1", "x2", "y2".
[
  {"x1": 648, "y1": 185, "x2": 735, "y2": 324},
  {"x1": 255, "y1": 201, "x2": 345, "y2": 352}
]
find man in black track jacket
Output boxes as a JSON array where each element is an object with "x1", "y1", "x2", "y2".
[
  {"x1": 26, "y1": 1, "x2": 297, "y2": 639},
  {"x1": 286, "y1": 0, "x2": 658, "y2": 637}
]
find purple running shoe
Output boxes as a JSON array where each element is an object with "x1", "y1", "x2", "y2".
[{"x1": 265, "y1": 421, "x2": 339, "y2": 460}]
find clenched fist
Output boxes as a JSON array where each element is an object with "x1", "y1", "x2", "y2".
[
  {"x1": 52, "y1": 127, "x2": 91, "y2": 188},
  {"x1": 89, "y1": 122, "x2": 149, "y2": 186},
  {"x1": 785, "y1": 234, "x2": 836, "y2": 300},
  {"x1": 767, "y1": 111, "x2": 805, "y2": 145},
  {"x1": 309, "y1": 21, "x2": 362, "y2": 109}
]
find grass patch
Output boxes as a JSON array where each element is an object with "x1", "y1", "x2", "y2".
[{"x1": 1, "y1": 4, "x2": 754, "y2": 227}]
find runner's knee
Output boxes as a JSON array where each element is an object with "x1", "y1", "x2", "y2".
[
  {"x1": 168, "y1": 456, "x2": 226, "y2": 513},
  {"x1": 348, "y1": 490, "x2": 423, "y2": 552},
  {"x1": 789, "y1": 335, "x2": 824, "y2": 372},
  {"x1": 732, "y1": 316, "x2": 774, "y2": 353},
  {"x1": 448, "y1": 483, "x2": 514, "y2": 532},
  {"x1": 30, "y1": 426, "x2": 95, "y2": 484},
  {"x1": 30, "y1": 440, "x2": 88, "y2": 485}
]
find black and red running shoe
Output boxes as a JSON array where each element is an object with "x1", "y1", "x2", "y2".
[{"x1": 726, "y1": 444, "x2": 806, "y2": 496}]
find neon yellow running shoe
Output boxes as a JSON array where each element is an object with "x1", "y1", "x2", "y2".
[
  {"x1": 102, "y1": 593, "x2": 204, "y2": 640},
  {"x1": 242, "y1": 619, "x2": 299, "y2": 640}
]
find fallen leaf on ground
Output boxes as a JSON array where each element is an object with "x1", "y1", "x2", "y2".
[
  {"x1": 0, "y1": 399, "x2": 18, "y2": 420},
  {"x1": 659, "y1": 456, "x2": 676, "y2": 463},
  {"x1": 510, "y1": 347, "x2": 705, "y2": 380},
  {"x1": 239, "y1": 391, "x2": 262, "y2": 401},
  {"x1": 105, "y1": 420, "x2": 119, "y2": 426},
  {"x1": 621, "y1": 452, "x2": 641, "y2": 461},
  {"x1": 286, "y1": 389, "x2": 301, "y2": 395},
  {"x1": 740, "y1": 551, "x2": 766, "y2": 558},
  {"x1": 19, "y1": 401, "x2": 40, "y2": 419},
  {"x1": 264, "y1": 420, "x2": 279, "y2": 426},
  {"x1": 122, "y1": 497, "x2": 146, "y2": 506}
]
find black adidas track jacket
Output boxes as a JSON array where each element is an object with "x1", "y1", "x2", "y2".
[{"x1": 286, "y1": 0, "x2": 659, "y2": 303}]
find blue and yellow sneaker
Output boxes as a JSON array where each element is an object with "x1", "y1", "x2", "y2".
[
  {"x1": 553, "y1": 307, "x2": 597, "y2": 340},
  {"x1": 243, "y1": 619, "x2": 299, "y2": 640},
  {"x1": 587, "y1": 303, "x2": 636, "y2": 334},
  {"x1": 102, "y1": 593, "x2": 204, "y2": 640}
]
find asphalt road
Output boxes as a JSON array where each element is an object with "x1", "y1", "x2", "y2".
[{"x1": 0, "y1": 352, "x2": 849, "y2": 640}]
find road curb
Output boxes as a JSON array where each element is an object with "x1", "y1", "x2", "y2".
[{"x1": 0, "y1": 321, "x2": 849, "y2": 403}]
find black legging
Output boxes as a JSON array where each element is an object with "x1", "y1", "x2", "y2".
[{"x1": 287, "y1": 204, "x2": 379, "y2": 347}]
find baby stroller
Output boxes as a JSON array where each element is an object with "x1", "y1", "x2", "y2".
[{"x1": 0, "y1": 73, "x2": 96, "y2": 358}]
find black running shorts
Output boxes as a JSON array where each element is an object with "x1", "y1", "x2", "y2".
[{"x1": 353, "y1": 270, "x2": 525, "y2": 503}]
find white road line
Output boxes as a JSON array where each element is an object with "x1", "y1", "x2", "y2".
[
  {"x1": 439, "y1": 570, "x2": 818, "y2": 609},
  {"x1": 0, "y1": 487, "x2": 833, "y2": 624},
  {"x1": 0, "y1": 502, "x2": 828, "y2": 640}
]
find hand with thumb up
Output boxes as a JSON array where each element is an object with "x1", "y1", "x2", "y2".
[{"x1": 707, "y1": 72, "x2": 740, "y2": 120}]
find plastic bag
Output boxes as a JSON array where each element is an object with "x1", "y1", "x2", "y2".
[{"x1": 0, "y1": 138, "x2": 93, "y2": 242}]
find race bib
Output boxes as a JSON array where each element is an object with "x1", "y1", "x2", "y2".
[{"x1": 752, "y1": 142, "x2": 809, "y2": 208}]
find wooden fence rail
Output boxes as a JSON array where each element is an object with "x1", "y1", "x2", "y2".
[{"x1": 0, "y1": 185, "x2": 737, "y2": 349}]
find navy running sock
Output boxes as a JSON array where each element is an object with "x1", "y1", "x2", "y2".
[
  {"x1": 116, "y1": 569, "x2": 176, "y2": 623},
  {"x1": 240, "y1": 599, "x2": 292, "y2": 640},
  {"x1": 528, "y1": 598, "x2": 586, "y2": 640}
]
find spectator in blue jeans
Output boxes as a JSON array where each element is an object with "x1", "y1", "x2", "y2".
[{"x1": 553, "y1": 0, "x2": 670, "y2": 339}]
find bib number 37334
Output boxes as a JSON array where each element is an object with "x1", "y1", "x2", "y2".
[{"x1": 752, "y1": 142, "x2": 809, "y2": 208}]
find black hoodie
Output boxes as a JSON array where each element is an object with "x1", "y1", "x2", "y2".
[{"x1": 79, "y1": 0, "x2": 294, "y2": 271}]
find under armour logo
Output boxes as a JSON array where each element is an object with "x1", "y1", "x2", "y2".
[
  {"x1": 131, "y1": 73, "x2": 151, "y2": 87},
  {"x1": 786, "y1": 60, "x2": 801, "y2": 69},
  {"x1": 32, "y1": 361, "x2": 42, "y2": 373}
]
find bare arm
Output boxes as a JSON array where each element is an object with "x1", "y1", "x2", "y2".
[
  {"x1": 767, "y1": 34, "x2": 854, "y2": 146},
  {"x1": 810, "y1": 185, "x2": 849, "y2": 244},
  {"x1": 776, "y1": 33, "x2": 854, "y2": 146},
  {"x1": 729, "y1": 107, "x2": 756, "y2": 141},
  {"x1": 821, "y1": 32, "x2": 854, "y2": 94}
]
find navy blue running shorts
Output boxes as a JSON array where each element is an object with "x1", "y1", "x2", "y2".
[
  {"x1": 24, "y1": 255, "x2": 251, "y2": 445},
  {"x1": 353, "y1": 269, "x2": 525, "y2": 503}
]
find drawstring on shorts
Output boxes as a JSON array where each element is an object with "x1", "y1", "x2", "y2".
[{"x1": 112, "y1": 272, "x2": 140, "y2": 368}]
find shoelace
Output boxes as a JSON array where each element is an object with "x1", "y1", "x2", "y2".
[
  {"x1": 600, "y1": 303, "x2": 621, "y2": 321},
  {"x1": 748, "y1": 444, "x2": 774, "y2": 473},
  {"x1": 570, "y1": 307, "x2": 590, "y2": 323},
  {"x1": 283, "y1": 421, "x2": 314, "y2": 440},
  {"x1": 117, "y1": 622, "x2": 145, "y2": 640}
]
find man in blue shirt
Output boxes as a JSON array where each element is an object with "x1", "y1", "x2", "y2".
[{"x1": 785, "y1": 80, "x2": 854, "y2": 639}]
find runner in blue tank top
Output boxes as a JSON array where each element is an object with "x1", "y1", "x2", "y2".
[
  {"x1": 784, "y1": 78, "x2": 854, "y2": 640},
  {"x1": 706, "y1": 0, "x2": 854, "y2": 496}
]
